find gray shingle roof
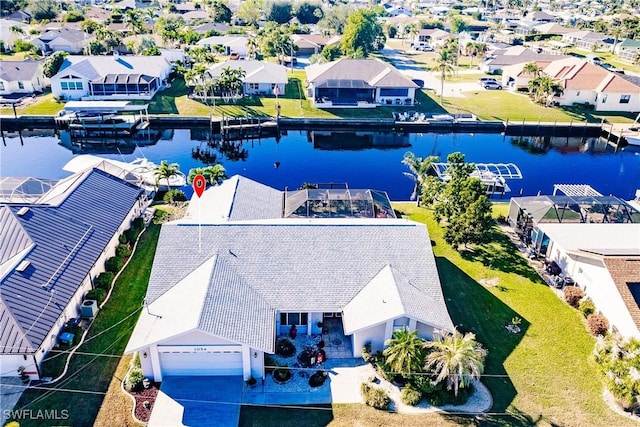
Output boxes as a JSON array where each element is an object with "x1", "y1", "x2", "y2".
[
  {"x1": 306, "y1": 58, "x2": 418, "y2": 89},
  {"x1": 0, "y1": 169, "x2": 143, "y2": 354},
  {"x1": 146, "y1": 218, "x2": 453, "y2": 348},
  {"x1": 0, "y1": 60, "x2": 42, "y2": 82},
  {"x1": 227, "y1": 176, "x2": 283, "y2": 221}
]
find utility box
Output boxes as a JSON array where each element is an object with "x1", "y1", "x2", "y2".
[{"x1": 81, "y1": 300, "x2": 99, "y2": 318}]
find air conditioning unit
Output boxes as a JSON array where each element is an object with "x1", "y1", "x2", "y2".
[{"x1": 81, "y1": 299, "x2": 99, "y2": 318}]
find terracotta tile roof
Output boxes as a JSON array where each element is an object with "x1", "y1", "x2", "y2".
[
  {"x1": 543, "y1": 58, "x2": 609, "y2": 90},
  {"x1": 603, "y1": 257, "x2": 640, "y2": 329},
  {"x1": 597, "y1": 73, "x2": 640, "y2": 93}
]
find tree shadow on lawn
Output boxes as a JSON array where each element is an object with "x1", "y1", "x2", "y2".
[
  {"x1": 459, "y1": 227, "x2": 544, "y2": 284},
  {"x1": 437, "y1": 257, "x2": 536, "y2": 427},
  {"x1": 239, "y1": 404, "x2": 333, "y2": 427}
]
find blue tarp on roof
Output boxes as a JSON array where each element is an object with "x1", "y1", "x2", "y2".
[{"x1": 0, "y1": 168, "x2": 143, "y2": 354}]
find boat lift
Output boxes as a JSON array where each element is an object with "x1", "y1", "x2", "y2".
[{"x1": 429, "y1": 162, "x2": 523, "y2": 195}]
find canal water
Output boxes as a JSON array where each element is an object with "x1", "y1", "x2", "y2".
[{"x1": 1, "y1": 128, "x2": 639, "y2": 201}]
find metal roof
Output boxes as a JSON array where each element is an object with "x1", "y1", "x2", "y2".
[{"x1": 0, "y1": 169, "x2": 144, "y2": 354}]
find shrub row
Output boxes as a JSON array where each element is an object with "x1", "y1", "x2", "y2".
[
  {"x1": 85, "y1": 288, "x2": 106, "y2": 305},
  {"x1": 401, "y1": 385, "x2": 422, "y2": 406},
  {"x1": 563, "y1": 286, "x2": 584, "y2": 308},
  {"x1": 126, "y1": 368, "x2": 144, "y2": 392},
  {"x1": 564, "y1": 288, "x2": 609, "y2": 337},
  {"x1": 360, "y1": 383, "x2": 390, "y2": 410},
  {"x1": 94, "y1": 271, "x2": 114, "y2": 291}
]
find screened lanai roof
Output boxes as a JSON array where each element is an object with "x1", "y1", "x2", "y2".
[
  {"x1": 512, "y1": 195, "x2": 640, "y2": 224},
  {"x1": 0, "y1": 177, "x2": 59, "y2": 203},
  {"x1": 284, "y1": 187, "x2": 395, "y2": 218}
]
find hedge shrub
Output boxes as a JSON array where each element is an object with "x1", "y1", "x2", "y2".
[
  {"x1": 85, "y1": 289, "x2": 106, "y2": 304},
  {"x1": 163, "y1": 189, "x2": 187, "y2": 203},
  {"x1": 579, "y1": 298, "x2": 595, "y2": 318},
  {"x1": 401, "y1": 385, "x2": 422, "y2": 406},
  {"x1": 563, "y1": 286, "x2": 584, "y2": 308},
  {"x1": 105, "y1": 256, "x2": 123, "y2": 273},
  {"x1": 118, "y1": 233, "x2": 128, "y2": 244},
  {"x1": 116, "y1": 244, "x2": 132, "y2": 258},
  {"x1": 126, "y1": 368, "x2": 144, "y2": 392},
  {"x1": 587, "y1": 314, "x2": 609, "y2": 336},
  {"x1": 361, "y1": 383, "x2": 390, "y2": 410},
  {"x1": 94, "y1": 272, "x2": 114, "y2": 291}
]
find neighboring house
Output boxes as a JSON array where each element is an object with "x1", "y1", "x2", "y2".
[
  {"x1": 196, "y1": 35, "x2": 248, "y2": 57},
  {"x1": 31, "y1": 28, "x2": 93, "y2": 54},
  {"x1": 480, "y1": 46, "x2": 567, "y2": 74},
  {"x1": 182, "y1": 11, "x2": 210, "y2": 23},
  {"x1": 125, "y1": 175, "x2": 454, "y2": 382},
  {"x1": 291, "y1": 34, "x2": 341, "y2": 56},
  {"x1": 193, "y1": 22, "x2": 233, "y2": 35},
  {"x1": 529, "y1": 10, "x2": 557, "y2": 23},
  {"x1": 532, "y1": 22, "x2": 575, "y2": 36},
  {"x1": 305, "y1": 58, "x2": 419, "y2": 108},
  {"x1": 413, "y1": 28, "x2": 450, "y2": 48},
  {"x1": 0, "y1": 60, "x2": 48, "y2": 96},
  {"x1": 617, "y1": 39, "x2": 640, "y2": 63},
  {"x1": 562, "y1": 30, "x2": 613, "y2": 51},
  {"x1": 50, "y1": 55, "x2": 172, "y2": 101},
  {"x1": 206, "y1": 60, "x2": 287, "y2": 96},
  {"x1": 543, "y1": 57, "x2": 640, "y2": 112},
  {"x1": 0, "y1": 168, "x2": 147, "y2": 380},
  {"x1": 0, "y1": 19, "x2": 29, "y2": 51},
  {"x1": 536, "y1": 223, "x2": 640, "y2": 339},
  {"x1": 500, "y1": 60, "x2": 554, "y2": 90},
  {"x1": 7, "y1": 10, "x2": 32, "y2": 23}
]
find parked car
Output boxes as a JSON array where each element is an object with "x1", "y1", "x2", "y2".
[
  {"x1": 418, "y1": 46, "x2": 434, "y2": 52},
  {"x1": 478, "y1": 77, "x2": 498, "y2": 85},
  {"x1": 483, "y1": 81, "x2": 502, "y2": 90}
]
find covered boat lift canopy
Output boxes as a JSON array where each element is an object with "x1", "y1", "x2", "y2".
[
  {"x1": 428, "y1": 162, "x2": 523, "y2": 195},
  {"x1": 63, "y1": 101, "x2": 149, "y2": 113}
]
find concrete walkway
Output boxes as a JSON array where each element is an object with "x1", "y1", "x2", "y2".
[{"x1": 1, "y1": 377, "x2": 26, "y2": 422}]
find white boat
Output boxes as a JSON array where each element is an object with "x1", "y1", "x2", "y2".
[
  {"x1": 625, "y1": 134, "x2": 640, "y2": 147},
  {"x1": 63, "y1": 155, "x2": 186, "y2": 191}
]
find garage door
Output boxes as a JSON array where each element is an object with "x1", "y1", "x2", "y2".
[{"x1": 159, "y1": 347, "x2": 243, "y2": 376}]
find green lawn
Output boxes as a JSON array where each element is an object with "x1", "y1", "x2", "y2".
[
  {"x1": 439, "y1": 90, "x2": 636, "y2": 123},
  {"x1": 391, "y1": 204, "x2": 635, "y2": 427},
  {"x1": 11, "y1": 221, "x2": 161, "y2": 427},
  {"x1": 0, "y1": 93, "x2": 64, "y2": 116}
]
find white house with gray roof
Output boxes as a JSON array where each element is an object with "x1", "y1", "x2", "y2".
[
  {"x1": 305, "y1": 58, "x2": 419, "y2": 108},
  {"x1": 0, "y1": 60, "x2": 48, "y2": 96},
  {"x1": 205, "y1": 60, "x2": 287, "y2": 96},
  {"x1": 50, "y1": 55, "x2": 172, "y2": 101},
  {"x1": 30, "y1": 28, "x2": 93, "y2": 54},
  {"x1": 126, "y1": 176, "x2": 454, "y2": 382}
]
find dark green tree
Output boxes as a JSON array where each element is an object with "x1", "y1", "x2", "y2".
[
  {"x1": 266, "y1": 1, "x2": 292, "y2": 24},
  {"x1": 321, "y1": 44, "x2": 341, "y2": 61},
  {"x1": 317, "y1": 4, "x2": 352, "y2": 35},
  {"x1": 340, "y1": 9, "x2": 385, "y2": 57},
  {"x1": 42, "y1": 51, "x2": 68, "y2": 77},
  {"x1": 294, "y1": 1, "x2": 323, "y2": 24},
  {"x1": 212, "y1": 1, "x2": 232, "y2": 23},
  {"x1": 450, "y1": 16, "x2": 468, "y2": 33},
  {"x1": 28, "y1": 0, "x2": 58, "y2": 20}
]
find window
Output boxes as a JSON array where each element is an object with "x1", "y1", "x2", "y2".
[
  {"x1": 75, "y1": 82, "x2": 83, "y2": 90},
  {"x1": 60, "y1": 82, "x2": 68, "y2": 90},
  {"x1": 18, "y1": 81, "x2": 24, "y2": 89},
  {"x1": 0, "y1": 82, "x2": 4, "y2": 91},
  {"x1": 248, "y1": 83, "x2": 259, "y2": 90},
  {"x1": 279, "y1": 312, "x2": 308, "y2": 326},
  {"x1": 620, "y1": 94, "x2": 631, "y2": 104},
  {"x1": 380, "y1": 88, "x2": 408, "y2": 97}
]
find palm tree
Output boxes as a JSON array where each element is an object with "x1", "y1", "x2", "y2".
[
  {"x1": 246, "y1": 36, "x2": 259, "y2": 60},
  {"x1": 187, "y1": 165, "x2": 227, "y2": 185},
  {"x1": 523, "y1": 62, "x2": 542, "y2": 78},
  {"x1": 124, "y1": 9, "x2": 143, "y2": 35},
  {"x1": 528, "y1": 75, "x2": 563, "y2": 106},
  {"x1": 424, "y1": 329, "x2": 487, "y2": 396},
  {"x1": 383, "y1": 327, "x2": 426, "y2": 376},
  {"x1": 154, "y1": 160, "x2": 181, "y2": 190},
  {"x1": 402, "y1": 151, "x2": 439, "y2": 201},
  {"x1": 433, "y1": 49, "x2": 455, "y2": 104}
]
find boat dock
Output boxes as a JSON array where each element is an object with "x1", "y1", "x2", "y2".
[{"x1": 211, "y1": 114, "x2": 279, "y2": 141}]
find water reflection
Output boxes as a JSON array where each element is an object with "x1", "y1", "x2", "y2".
[
  {"x1": 509, "y1": 135, "x2": 609, "y2": 155},
  {"x1": 309, "y1": 131, "x2": 412, "y2": 150}
]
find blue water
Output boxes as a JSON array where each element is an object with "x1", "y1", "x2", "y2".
[{"x1": 1, "y1": 128, "x2": 639, "y2": 201}]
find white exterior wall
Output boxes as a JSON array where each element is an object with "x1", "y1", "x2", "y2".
[
  {"x1": 250, "y1": 349, "x2": 264, "y2": 379},
  {"x1": 2, "y1": 354, "x2": 39, "y2": 380},
  {"x1": 547, "y1": 248, "x2": 640, "y2": 338},
  {"x1": 48, "y1": 38, "x2": 85, "y2": 54},
  {"x1": 595, "y1": 91, "x2": 640, "y2": 113},
  {"x1": 416, "y1": 322, "x2": 435, "y2": 340},
  {"x1": 0, "y1": 73, "x2": 47, "y2": 95},
  {"x1": 139, "y1": 348, "x2": 154, "y2": 378},
  {"x1": 51, "y1": 75, "x2": 90, "y2": 100},
  {"x1": 376, "y1": 87, "x2": 415, "y2": 106},
  {"x1": 243, "y1": 82, "x2": 285, "y2": 96},
  {"x1": 161, "y1": 330, "x2": 236, "y2": 346},
  {"x1": 352, "y1": 322, "x2": 387, "y2": 357},
  {"x1": 556, "y1": 89, "x2": 597, "y2": 106}
]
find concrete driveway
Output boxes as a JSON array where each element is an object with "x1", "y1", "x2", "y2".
[
  {"x1": 150, "y1": 376, "x2": 242, "y2": 427},
  {"x1": 1, "y1": 377, "x2": 26, "y2": 423}
]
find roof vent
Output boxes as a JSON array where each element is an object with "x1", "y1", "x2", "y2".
[
  {"x1": 16, "y1": 260, "x2": 31, "y2": 272},
  {"x1": 17, "y1": 207, "x2": 30, "y2": 216}
]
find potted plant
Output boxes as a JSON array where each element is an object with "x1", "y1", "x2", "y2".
[{"x1": 245, "y1": 376, "x2": 257, "y2": 388}]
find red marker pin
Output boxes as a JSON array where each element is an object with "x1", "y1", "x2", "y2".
[{"x1": 192, "y1": 174, "x2": 206, "y2": 198}]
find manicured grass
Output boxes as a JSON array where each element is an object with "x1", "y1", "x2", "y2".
[
  {"x1": 440, "y1": 90, "x2": 635, "y2": 123},
  {"x1": 438, "y1": 72, "x2": 486, "y2": 83},
  {"x1": 12, "y1": 222, "x2": 161, "y2": 427},
  {"x1": 392, "y1": 203, "x2": 635, "y2": 427},
  {"x1": 0, "y1": 93, "x2": 64, "y2": 116}
]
